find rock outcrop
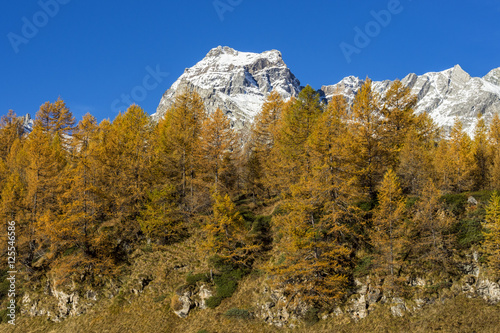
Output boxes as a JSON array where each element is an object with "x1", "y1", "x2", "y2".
[{"x1": 21, "y1": 280, "x2": 98, "y2": 322}]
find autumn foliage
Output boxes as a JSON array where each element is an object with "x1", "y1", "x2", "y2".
[{"x1": 1, "y1": 82, "x2": 499, "y2": 309}]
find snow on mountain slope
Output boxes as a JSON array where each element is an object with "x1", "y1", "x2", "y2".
[
  {"x1": 322, "y1": 64, "x2": 500, "y2": 136},
  {"x1": 20, "y1": 114, "x2": 34, "y2": 134},
  {"x1": 153, "y1": 46, "x2": 302, "y2": 129},
  {"x1": 155, "y1": 46, "x2": 500, "y2": 137}
]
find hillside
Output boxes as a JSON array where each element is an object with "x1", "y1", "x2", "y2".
[{"x1": 1, "y1": 50, "x2": 500, "y2": 332}]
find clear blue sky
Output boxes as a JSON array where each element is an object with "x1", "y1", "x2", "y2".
[{"x1": 1, "y1": 0, "x2": 499, "y2": 122}]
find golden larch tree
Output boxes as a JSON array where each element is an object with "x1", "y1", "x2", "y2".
[
  {"x1": 371, "y1": 169, "x2": 407, "y2": 290},
  {"x1": 482, "y1": 192, "x2": 500, "y2": 276}
]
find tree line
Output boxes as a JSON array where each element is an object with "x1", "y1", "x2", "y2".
[{"x1": 1, "y1": 79, "x2": 500, "y2": 307}]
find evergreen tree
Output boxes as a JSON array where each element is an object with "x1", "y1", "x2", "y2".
[
  {"x1": 435, "y1": 119, "x2": 474, "y2": 192},
  {"x1": 471, "y1": 114, "x2": 490, "y2": 190},
  {"x1": 488, "y1": 113, "x2": 500, "y2": 190},
  {"x1": 157, "y1": 91, "x2": 205, "y2": 210},
  {"x1": 266, "y1": 85, "x2": 323, "y2": 200},
  {"x1": 397, "y1": 127, "x2": 435, "y2": 195},
  {"x1": 23, "y1": 124, "x2": 58, "y2": 266},
  {"x1": 271, "y1": 94, "x2": 355, "y2": 306},
  {"x1": 483, "y1": 192, "x2": 500, "y2": 276},
  {"x1": 34, "y1": 98, "x2": 75, "y2": 145},
  {"x1": 197, "y1": 108, "x2": 237, "y2": 192},
  {"x1": 272, "y1": 178, "x2": 351, "y2": 306},
  {"x1": 381, "y1": 80, "x2": 418, "y2": 169},
  {"x1": 246, "y1": 91, "x2": 285, "y2": 196},
  {"x1": 139, "y1": 184, "x2": 182, "y2": 244},
  {"x1": 371, "y1": 169, "x2": 407, "y2": 290},
  {"x1": 56, "y1": 114, "x2": 100, "y2": 254},
  {"x1": 87, "y1": 105, "x2": 154, "y2": 258},
  {"x1": 348, "y1": 79, "x2": 386, "y2": 200},
  {"x1": 408, "y1": 180, "x2": 455, "y2": 277},
  {"x1": 0, "y1": 110, "x2": 23, "y2": 162},
  {"x1": 203, "y1": 192, "x2": 257, "y2": 267},
  {"x1": 276, "y1": 85, "x2": 322, "y2": 176}
]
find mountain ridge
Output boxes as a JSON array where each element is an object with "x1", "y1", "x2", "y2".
[{"x1": 155, "y1": 46, "x2": 500, "y2": 136}]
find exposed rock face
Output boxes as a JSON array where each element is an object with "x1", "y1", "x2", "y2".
[
  {"x1": 462, "y1": 277, "x2": 500, "y2": 304},
  {"x1": 21, "y1": 281, "x2": 98, "y2": 322},
  {"x1": 154, "y1": 46, "x2": 500, "y2": 137},
  {"x1": 171, "y1": 283, "x2": 214, "y2": 318},
  {"x1": 20, "y1": 113, "x2": 34, "y2": 133},
  {"x1": 255, "y1": 285, "x2": 309, "y2": 328},
  {"x1": 320, "y1": 76, "x2": 363, "y2": 105},
  {"x1": 475, "y1": 279, "x2": 500, "y2": 303},
  {"x1": 196, "y1": 284, "x2": 213, "y2": 310},
  {"x1": 153, "y1": 46, "x2": 302, "y2": 129},
  {"x1": 322, "y1": 64, "x2": 500, "y2": 136},
  {"x1": 484, "y1": 68, "x2": 500, "y2": 86},
  {"x1": 172, "y1": 291, "x2": 193, "y2": 319}
]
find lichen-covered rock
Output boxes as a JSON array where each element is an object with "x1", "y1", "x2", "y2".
[
  {"x1": 348, "y1": 294, "x2": 368, "y2": 319},
  {"x1": 172, "y1": 291, "x2": 193, "y2": 318},
  {"x1": 254, "y1": 285, "x2": 309, "y2": 328},
  {"x1": 196, "y1": 284, "x2": 213, "y2": 310},
  {"x1": 390, "y1": 298, "x2": 407, "y2": 317},
  {"x1": 476, "y1": 279, "x2": 500, "y2": 304}
]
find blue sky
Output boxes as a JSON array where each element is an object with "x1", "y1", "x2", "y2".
[{"x1": 1, "y1": 0, "x2": 499, "y2": 123}]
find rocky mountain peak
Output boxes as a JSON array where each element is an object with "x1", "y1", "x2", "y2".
[
  {"x1": 154, "y1": 47, "x2": 499, "y2": 137},
  {"x1": 484, "y1": 67, "x2": 500, "y2": 86},
  {"x1": 320, "y1": 76, "x2": 363, "y2": 105},
  {"x1": 206, "y1": 45, "x2": 239, "y2": 57},
  {"x1": 153, "y1": 47, "x2": 301, "y2": 128},
  {"x1": 449, "y1": 64, "x2": 472, "y2": 85},
  {"x1": 322, "y1": 65, "x2": 500, "y2": 136}
]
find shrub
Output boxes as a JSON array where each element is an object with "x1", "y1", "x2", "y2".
[
  {"x1": 205, "y1": 295, "x2": 223, "y2": 309},
  {"x1": 304, "y1": 307, "x2": 320, "y2": 325},
  {"x1": 252, "y1": 215, "x2": 271, "y2": 233},
  {"x1": 214, "y1": 275, "x2": 238, "y2": 298},
  {"x1": 454, "y1": 217, "x2": 484, "y2": 249},
  {"x1": 186, "y1": 273, "x2": 210, "y2": 286},
  {"x1": 0, "y1": 269, "x2": 9, "y2": 300},
  {"x1": 203, "y1": 255, "x2": 250, "y2": 308},
  {"x1": 224, "y1": 308, "x2": 251, "y2": 319},
  {"x1": 440, "y1": 193, "x2": 468, "y2": 215},
  {"x1": 354, "y1": 256, "x2": 373, "y2": 278},
  {"x1": 405, "y1": 196, "x2": 419, "y2": 209}
]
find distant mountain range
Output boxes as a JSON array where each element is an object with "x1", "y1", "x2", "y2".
[{"x1": 153, "y1": 46, "x2": 500, "y2": 136}]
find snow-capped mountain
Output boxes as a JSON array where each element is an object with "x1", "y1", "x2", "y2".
[
  {"x1": 153, "y1": 46, "x2": 302, "y2": 128},
  {"x1": 20, "y1": 114, "x2": 34, "y2": 134},
  {"x1": 155, "y1": 46, "x2": 500, "y2": 136},
  {"x1": 321, "y1": 65, "x2": 500, "y2": 136}
]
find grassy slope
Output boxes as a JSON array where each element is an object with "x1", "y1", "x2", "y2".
[
  {"x1": 2, "y1": 192, "x2": 500, "y2": 333},
  {"x1": 2, "y1": 293, "x2": 500, "y2": 333}
]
